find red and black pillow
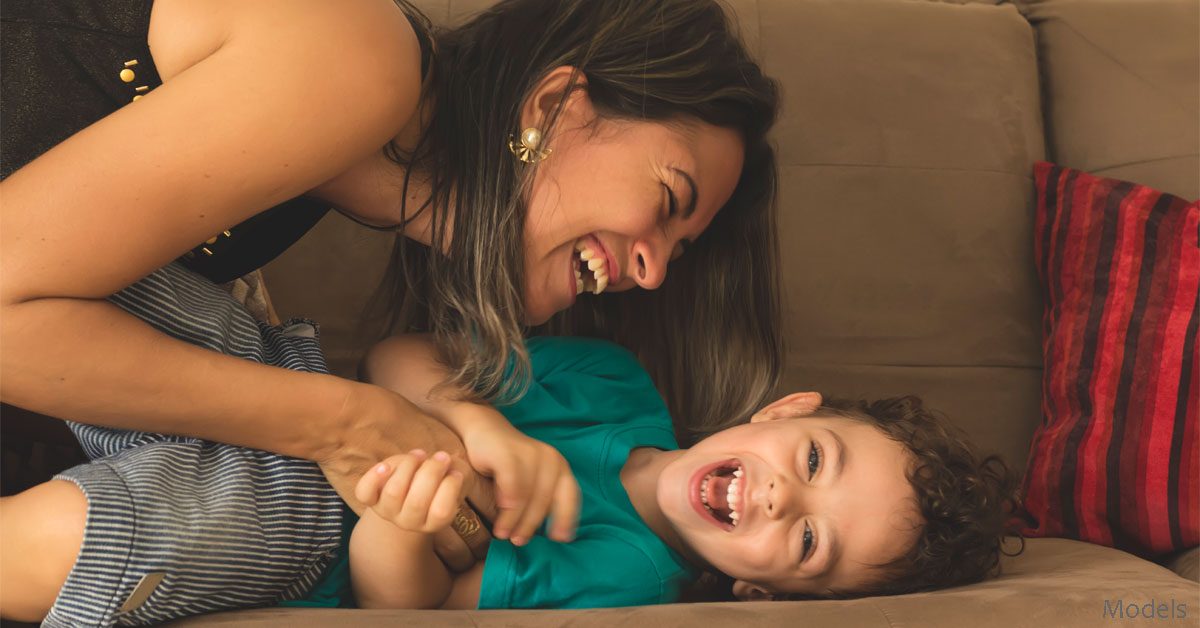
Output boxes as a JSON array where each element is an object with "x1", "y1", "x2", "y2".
[{"x1": 1019, "y1": 162, "x2": 1198, "y2": 558}]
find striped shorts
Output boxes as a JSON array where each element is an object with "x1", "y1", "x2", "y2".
[{"x1": 42, "y1": 263, "x2": 345, "y2": 627}]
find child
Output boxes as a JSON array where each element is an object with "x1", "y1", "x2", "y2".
[
  {"x1": 314, "y1": 335, "x2": 1024, "y2": 608},
  {"x1": 1, "y1": 335, "x2": 1022, "y2": 621}
]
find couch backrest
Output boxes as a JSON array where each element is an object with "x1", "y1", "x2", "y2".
[{"x1": 264, "y1": 0, "x2": 1198, "y2": 473}]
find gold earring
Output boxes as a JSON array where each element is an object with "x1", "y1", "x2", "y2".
[{"x1": 508, "y1": 127, "x2": 552, "y2": 163}]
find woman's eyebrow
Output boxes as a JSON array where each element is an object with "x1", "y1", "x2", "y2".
[{"x1": 669, "y1": 167, "x2": 698, "y2": 219}]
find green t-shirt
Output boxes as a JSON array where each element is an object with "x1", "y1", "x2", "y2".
[{"x1": 284, "y1": 336, "x2": 696, "y2": 609}]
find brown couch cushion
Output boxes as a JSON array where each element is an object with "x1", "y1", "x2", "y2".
[
  {"x1": 1021, "y1": 0, "x2": 1200, "y2": 200},
  {"x1": 761, "y1": 0, "x2": 1046, "y2": 470},
  {"x1": 166, "y1": 538, "x2": 1199, "y2": 627}
]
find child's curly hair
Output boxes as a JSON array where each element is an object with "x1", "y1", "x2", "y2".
[
  {"x1": 804, "y1": 396, "x2": 1026, "y2": 598},
  {"x1": 683, "y1": 395, "x2": 1026, "y2": 602}
]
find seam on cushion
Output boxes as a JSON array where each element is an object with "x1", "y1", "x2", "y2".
[
  {"x1": 756, "y1": 0, "x2": 764, "y2": 65},
  {"x1": 868, "y1": 600, "x2": 900, "y2": 628},
  {"x1": 1089, "y1": 154, "x2": 1200, "y2": 175},
  {"x1": 786, "y1": 361, "x2": 1042, "y2": 370},
  {"x1": 1053, "y1": 20, "x2": 1192, "y2": 115},
  {"x1": 778, "y1": 162, "x2": 1033, "y2": 179}
]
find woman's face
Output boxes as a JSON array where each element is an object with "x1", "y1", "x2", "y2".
[{"x1": 519, "y1": 75, "x2": 745, "y2": 324}]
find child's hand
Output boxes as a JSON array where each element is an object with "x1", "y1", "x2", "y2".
[
  {"x1": 355, "y1": 450, "x2": 465, "y2": 534},
  {"x1": 461, "y1": 421, "x2": 580, "y2": 545}
]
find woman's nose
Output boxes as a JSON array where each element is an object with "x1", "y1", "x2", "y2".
[{"x1": 630, "y1": 238, "x2": 669, "y2": 290}]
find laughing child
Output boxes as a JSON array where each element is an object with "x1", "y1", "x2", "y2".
[
  {"x1": 337, "y1": 334, "x2": 1024, "y2": 608},
  {"x1": 1, "y1": 334, "x2": 1023, "y2": 621}
]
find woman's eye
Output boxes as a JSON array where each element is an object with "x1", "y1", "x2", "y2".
[
  {"x1": 808, "y1": 442, "x2": 821, "y2": 479},
  {"x1": 802, "y1": 522, "x2": 814, "y2": 561},
  {"x1": 664, "y1": 184, "x2": 679, "y2": 218}
]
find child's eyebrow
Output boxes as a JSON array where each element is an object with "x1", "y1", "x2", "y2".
[{"x1": 826, "y1": 428, "x2": 847, "y2": 480}]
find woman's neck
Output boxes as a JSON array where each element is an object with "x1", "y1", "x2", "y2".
[{"x1": 308, "y1": 87, "x2": 441, "y2": 246}]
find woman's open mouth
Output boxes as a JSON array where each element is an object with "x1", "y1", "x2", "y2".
[
  {"x1": 571, "y1": 235, "x2": 611, "y2": 295},
  {"x1": 689, "y1": 458, "x2": 745, "y2": 531}
]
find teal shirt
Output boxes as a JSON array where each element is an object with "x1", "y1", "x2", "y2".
[
  {"x1": 285, "y1": 337, "x2": 696, "y2": 609},
  {"x1": 478, "y1": 337, "x2": 696, "y2": 608}
]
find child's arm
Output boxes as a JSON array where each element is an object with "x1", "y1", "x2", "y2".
[
  {"x1": 362, "y1": 335, "x2": 579, "y2": 545},
  {"x1": 350, "y1": 449, "x2": 469, "y2": 609}
]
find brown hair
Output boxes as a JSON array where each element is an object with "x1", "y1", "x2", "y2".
[{"x1": 367, "y1": 0, "x2": 782, "y2": 438}]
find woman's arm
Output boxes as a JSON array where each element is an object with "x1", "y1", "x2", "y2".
[{"x1": 0, "y1": 0, "x2": 425, "y2": 475}]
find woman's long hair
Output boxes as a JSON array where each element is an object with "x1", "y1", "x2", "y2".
[{"x1": 368, "y1": 0, "x2": 782, "y2": 441}]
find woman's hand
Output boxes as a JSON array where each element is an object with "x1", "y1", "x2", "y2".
[
  {"x1": 460, "y1": 419, "x2": 580, "y2": 545},
  {"x1": 320, "y1": 383, "x2": 473, "y2": 515}
]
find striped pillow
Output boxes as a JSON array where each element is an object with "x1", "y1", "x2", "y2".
[{"x1": 1019, "y1": 162, "x2": 1198, "y2": 558}]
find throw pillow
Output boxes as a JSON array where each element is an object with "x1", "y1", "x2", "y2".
[{"x1": 1019, "y1": 161, "x2": 1198, "y2": 558}]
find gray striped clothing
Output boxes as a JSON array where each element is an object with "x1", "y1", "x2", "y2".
[{"x1": 44, "y1": 263, "x2": 345, "y2": 627}]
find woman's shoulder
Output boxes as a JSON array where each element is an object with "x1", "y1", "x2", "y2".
[{"x1": 152, "y1": 0, "x2": 423, "y2": 111}]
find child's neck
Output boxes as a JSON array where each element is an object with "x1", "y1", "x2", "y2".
[{"x1": 621, "y1": 447, "x2": 705, "y2": 567}]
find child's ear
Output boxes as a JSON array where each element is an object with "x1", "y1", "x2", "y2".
[
  {"x1": 732, "y1": 579, "x2": 775, "y2": 601},
  {"x1": 750, "y1": 391, "x2": 823, "y2": 423}
]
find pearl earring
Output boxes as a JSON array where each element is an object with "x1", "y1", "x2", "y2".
[{"x1": 508, "y1": 127, "x2": 552, "y2": 163}]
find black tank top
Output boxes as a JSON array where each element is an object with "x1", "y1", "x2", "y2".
[{"x1": 0, "y1": 0, "x2": 432, "y2": 284}]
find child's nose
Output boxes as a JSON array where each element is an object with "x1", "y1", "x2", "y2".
[{"x1": 761, "y1": 476, "x2": 803, "y2": 521}]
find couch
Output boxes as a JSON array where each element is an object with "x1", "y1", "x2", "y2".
[{"x1": 6, "y1": 0, "x2": 1197, "y2": 626}]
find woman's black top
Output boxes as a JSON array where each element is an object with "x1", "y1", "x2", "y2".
[{"x1": 1, "y1": 0, "x2": 431, "y2": 283}]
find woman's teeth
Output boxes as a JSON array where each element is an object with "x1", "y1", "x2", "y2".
[{"x1": 573, "y1": 240, "x2": 609, "y2": 295}]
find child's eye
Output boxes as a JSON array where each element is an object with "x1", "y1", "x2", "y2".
[
  {"x1": 802, "y1": 522, "x2": 814, "y2": 561},
  {"x1": 808, "y1": 442, "x2": 822, "y2": 479}
]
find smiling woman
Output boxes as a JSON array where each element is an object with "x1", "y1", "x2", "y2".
[{"x1": 0, "y1": 0, "x2": 781, "y2": 623}]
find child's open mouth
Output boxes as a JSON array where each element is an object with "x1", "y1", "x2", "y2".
[{"x1": 690, "y1": 459, "x2": 744, "y2": 531}]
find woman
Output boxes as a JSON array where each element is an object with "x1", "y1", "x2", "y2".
[{"x1": 0, "y1": 0, "x2": 781, "y2": 621}]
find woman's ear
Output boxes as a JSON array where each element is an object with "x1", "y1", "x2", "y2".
[
  {"x1": 519, "y1": 65, "x2": 591, "y2": 134},
  {"x1": 750, "y1": 391, "x2": 823, "y2": 424},
  {"x1": 732, "y1": 579, "x2": 775, "y2": 601}
]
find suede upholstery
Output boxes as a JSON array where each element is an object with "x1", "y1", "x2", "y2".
[{"x1": 195, "y1": 0, "x2": 1199, "y2": 624}]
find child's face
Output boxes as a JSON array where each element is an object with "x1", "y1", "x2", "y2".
[{"x1": 656, "y1": 393, "x2": 922, "y2": 599}]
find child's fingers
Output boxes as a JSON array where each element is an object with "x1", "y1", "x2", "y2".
[
  {"x1": 355, "y1": 461, "x2": 392, "y2": 507},
  {"x1": 396, "y1": 451, "x2": 451, "y2": 530},
  {"x1": 490, "y1": 454, "x2": 529, "y2": 540},
  {"x1": 355, "y1": 452, "x2": 421, "y2": 506},
  {"x1": 548, "y1": 473, "x2": 581, "y2": 543},
  {"x1": 509, "y1": 465, "x2": 558, "y2": 546},
  {"x1": 374, "y1": 451, "x2": 426, "y2": 521},
  {"x1": 425, "y1": 471, "x2": 465, "y2": 531}
]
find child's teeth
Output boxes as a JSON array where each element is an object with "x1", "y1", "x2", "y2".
[
  {"x1": 730, "y1": 511, "x2": 740, "y2": 522},
  {"x1": 733, "y1": 466, "x2": 743, "y2": 478},
  {"x1": 580, "y1": 248, "x2": 595, "y2": 260},
  {"x1": 587, "y1": 257, "x2": 604, "y2": 272}
]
